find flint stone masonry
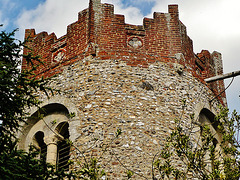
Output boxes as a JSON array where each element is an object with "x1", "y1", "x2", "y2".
[
  {"x1": 31, "y1": 57, "x2": 221, "y2": 179},
  {"x1": 19, "y1": 0, "x2": 227, "y2": 179}
]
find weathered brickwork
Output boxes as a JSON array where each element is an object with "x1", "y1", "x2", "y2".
[
  {"x1": 22, "y1": 0, "x2": 226, "y2": 104},
  {"x1": 19, "y1": 0, "x2": 227, "y2": 179}
]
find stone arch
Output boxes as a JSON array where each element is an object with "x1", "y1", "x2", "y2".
[
  {"x1": 193, "y1": 101, "x2": 222, "y2": 144},
  {"x1": 56, "y1": 121, "x2": 69, "y2": 139},
  {"x1": 18, "y1": 96, "x2": 80, "y2": 150},
  {"x1": 195, "y1": 105, "x2": 223, "y2": 172},
  {"x1": 18, "y1": 100, "x2": 75, "y2": 168},
  {"x1": 32, "y1": 131, "x2": 45, "y2": 149},
  {"x1": 199, "y1": 108, "x2": 222, "y2": 143},
  {"x1": 19, "y1": 103, "x2": 70, "y2": 150},
  {"x1": 26, "y1": 96, "x2": 79, "y2": 121},
  {"x1": 194, "y1": 101, "x2": 217, "y2": 121}
]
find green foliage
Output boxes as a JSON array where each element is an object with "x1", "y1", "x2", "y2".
[
  {"x1": 153, "y1": 105, "x2": 240, "y2": 180},
  {"x1": 126, "y1": 170, "x2": 134, "y2": 179},
  {"x1": 68, "y1": 112, "x2": 76, "y2": 119},
  {"x1": 0, "y1": 28, "x2": 52, "y2": 137},
  {"x1": 0, "y1": 28, "x2": 72, "y2": 179},
  {"x1": 76, "y1": 158, "x2": 106, "y2": 180},
  {"x1": 0, "y1": 144, "x2": 74, "y2": 180},
  {"x1": 51, "y1": 119, "x2": 57, "y2": 125},
  {"x1": 115, "y1": 128, "x2": 122, "y2": 138}
]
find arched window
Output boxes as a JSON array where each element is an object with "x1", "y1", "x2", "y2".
[
  {"x1": 18, "y1": 103, "x2": 71, "y2": 171},
  {"x1": 199, "y1": 108, "x2": 222, "y2": 170},
  {"x1": 199, "y1": 108, "x2": 222, "y2": 144}
]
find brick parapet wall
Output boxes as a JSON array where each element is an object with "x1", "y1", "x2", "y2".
[{"x1": 22, "y1": 0, "x2": 226, "y2": 105}]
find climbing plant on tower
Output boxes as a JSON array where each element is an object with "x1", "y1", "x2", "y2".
[{"x1": 152, "y1": 102, "x2": 240, "y2": 180}]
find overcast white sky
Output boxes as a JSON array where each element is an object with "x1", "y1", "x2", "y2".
[{"x1": 1, "y1": 0, "x2": 240, "y2": 112}]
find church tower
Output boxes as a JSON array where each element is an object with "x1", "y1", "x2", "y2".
[{"x1": 19, "y1": 0, "x2": 226, "y2": 178}]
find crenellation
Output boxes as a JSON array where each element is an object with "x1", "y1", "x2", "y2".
[
  {"x1": 114, "y1": 14, "x2": 125, "y2": 24},
  {"x1": 20, "y1": 4, "x2": 227, "y2": 175},
  {"x1": 102, "y1": 3, "x2": 114, "y2": 17},
  {"x1": 44, "y1": 33, "x2": 57, "y2": 44},
  {"x1": 24, "y1": 28, "x2": 36, "y2": 40},
  {"x1": 168, "y1": 4, "x2": 179, "y2": 14},
  {"x1": 78, "y1": 8, "x2": 88, "y2": 20},
  {"x1": 50, "y1": 36, "x2": 67, "y2": 52}
]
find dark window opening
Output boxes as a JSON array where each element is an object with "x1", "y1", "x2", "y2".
[
  {"x1": 213, "y1": 138, "x2": 218, "y2": 148},
  {"x1": 34, "y1": 131, "x2": 47, "y2": 160},
  {"x1": 56, "y1": 122, "x2": 70, "y2": 171}
]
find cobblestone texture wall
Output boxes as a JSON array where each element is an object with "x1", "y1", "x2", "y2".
[
  {"x1": 31, "y1": 56, "x2": 221, "y2": 179},
  {"x1": 19, "y1": 0, "x2": 227, "y2": 179}
]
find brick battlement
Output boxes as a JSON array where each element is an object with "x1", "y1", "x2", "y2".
[{"x1": 22, "y1": 0, "x2": 226, "y2": 104}]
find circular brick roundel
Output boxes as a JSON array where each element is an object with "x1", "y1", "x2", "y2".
[
  {"x1": 54, "y1": 51, "x2": 65, "y2": 62},
  {"x1": 128, "y1": 37, "x2": 143, "y2": 49}
]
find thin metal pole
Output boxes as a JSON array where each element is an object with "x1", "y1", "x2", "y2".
[{"x1": 205, "y1": 70, "x2": 240, "y2": 83}]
